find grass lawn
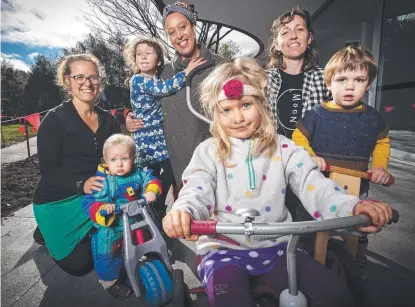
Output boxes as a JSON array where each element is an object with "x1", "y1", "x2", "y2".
[{"x1": 1, "y1": 124, "x2": 37, "y2": 147}]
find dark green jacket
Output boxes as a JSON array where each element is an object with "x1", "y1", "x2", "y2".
[{"x1": 159, "y1": 51, "x2": 227, "y2": 182}]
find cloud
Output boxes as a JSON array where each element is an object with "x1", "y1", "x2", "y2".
[
  {"x1": 30, "y1": 8, "x2": 46, "y2": 21},
  {"x1": 1, "y1": 0, "x2": 93, "y2": 49},
  {"x1": 1, "y1": 52, "x2": 30, "y2": 72},
  {"x1": 4, "y1": 53, "x2": 21, "y2": 59},
  {"x1": 28, "y1": 52, "x2": 41, "y2": 61},
  {"x1": 1, "y1": 0, "x2": 20, "y2": 12},
  {"x1": 1, "y1": 25, "x2": 25, "y2": 34}
]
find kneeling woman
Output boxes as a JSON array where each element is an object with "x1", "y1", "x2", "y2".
[{"x1": 32, "y1": 53, "x2": 120, "y2": 277}]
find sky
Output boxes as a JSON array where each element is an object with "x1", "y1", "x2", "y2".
[
  {"x1": 1, "y1": 0, "x2": 93, "y2": 72},
  {"x1": 1, "y1": 0, "x2": 258, "y2": 72}
]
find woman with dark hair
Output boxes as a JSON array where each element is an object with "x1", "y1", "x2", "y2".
[
  {"x1": 267, "y1": 7, "x2": 331, "y2": 139},
  {"x1": 267, "y1": 7, "x2": 331, "y2": 221},
  {"x1": 125, "y1": 1, "x2": 227, "y2": 199}
]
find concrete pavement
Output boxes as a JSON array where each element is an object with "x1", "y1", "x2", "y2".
[
  {"x1": 1, "y1": 137, "x2": 37, "y2": 165},
  {"x1": 389, "y1": 131, "x2": 415, "y2": 164}
]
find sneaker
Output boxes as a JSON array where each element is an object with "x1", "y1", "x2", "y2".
[
  {"x1": 33, "y1": 226, "x2": 45, "y2": 245},
  {"x1": 106, "y1": 281, "x2": 132, "y2": 300}
]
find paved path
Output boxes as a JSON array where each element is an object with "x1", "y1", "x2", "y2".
[
  {"x1": 389, "y1": 131, "x2": 415, "y2": 164},
  {"x1": 1, "y1": 137, "x2": 37, "y2": 165}
]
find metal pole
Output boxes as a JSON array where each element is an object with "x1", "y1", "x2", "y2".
[
  {"x1": 287, "y1": 235, "x2": 300, "y2": 295},
  {"x1": 24, "y1": 120, "x2": 30, "y2": 158},
  {"x1": 186, "y1": 87, "x2": 212, "y2": 125},
  {"x1": 1, "y1": 126, "x2": 6, "y2": 147},
  {"x1": 368, "y1": 0, "x2": 385, "y2": 108}
]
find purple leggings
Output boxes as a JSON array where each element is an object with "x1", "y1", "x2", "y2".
[{"x1": 205, "y1": 250, "x2": 354, "y2": 307}]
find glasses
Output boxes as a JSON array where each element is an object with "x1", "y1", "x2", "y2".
[{"x1": 67, "y1": 74, "x2": 101, "y2": 85}]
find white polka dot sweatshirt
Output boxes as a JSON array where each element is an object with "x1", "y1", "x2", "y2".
[{"x1": 172, "y1": 135, "x2": 360, "y2": 256}]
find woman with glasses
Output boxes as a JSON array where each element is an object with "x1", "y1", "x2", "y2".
[{"x1": 32, "y1": 53, "x2": 121, "y2": 277}]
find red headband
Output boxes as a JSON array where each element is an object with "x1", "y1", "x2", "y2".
[{"x1": 218, "y1": 79, "x2": 260, "y2": 102}]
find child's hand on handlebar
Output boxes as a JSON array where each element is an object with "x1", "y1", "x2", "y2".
[
  {"x1": 184, "y1": 57, "x2": 207, "y2": 75},
  {"x1": 311, "y1": 155, "x2": 327, "y2": 171},
  {"x1": 367, "y1": 167, "x2": 391, "y2": 185},
  {"x1": 162, "y1": 209, "x2": 199, "y2": 241},
  {"x1": 353, "y1": 200, "x2": 393, "y2": 233},
  {"x1": 101, "y1": 203, "x2": 116, "y2": 215},
  {"x1": 143, "y1": 191, "x2": 157, "y2": 203}
]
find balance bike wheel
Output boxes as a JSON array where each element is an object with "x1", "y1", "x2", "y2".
[{"x1": 138, "y1": 260, "x2": 173, "y2": 307}]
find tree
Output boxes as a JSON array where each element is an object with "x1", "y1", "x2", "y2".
[
  {"x1": 23, "y1": 55, "x2": 63, "y2": 114},
  {"x1": 83, "y1": 0, "x2": 236, "y2": 58},
  {"x1": 84, "y1": 0, "x2": 169, "y2": 52},
  {"x1": 1, "y1": 59, "x2": 28, "y2": 116},
  {"x1": 63, "y1": 31, "x2": 129, "y2": 108},
  {"x1": 215, "y1": 40, "x2": 241, "y2": 60}
]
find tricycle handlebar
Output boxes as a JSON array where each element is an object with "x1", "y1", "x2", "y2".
[
  {"x1": 190, "y1": 209, "x2": 399, "y2": 236},
  {"x1": 99, "y1": 198, "x2": 146, "y2": 217}
]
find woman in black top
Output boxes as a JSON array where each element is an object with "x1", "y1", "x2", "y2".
[
  {"x1": 266, "y1": 7, "x2": 331, "y2": 222},
  {"x1": 266, "y1": 7, "x2": 331, "y2": 139},
  {"x1": 32, "y1": 53, "x2": 120, "y2": 277}
]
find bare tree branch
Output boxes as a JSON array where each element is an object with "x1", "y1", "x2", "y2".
[
  {"x1": 84, "y1": 0, "x2": 170, "y2": 53},
  {"x1": 82, "y1": 0, "x2": 242, "y2": 60}
]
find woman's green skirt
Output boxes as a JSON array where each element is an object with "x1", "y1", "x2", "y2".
[{"x1": 33, "y1": 194, "x2": 93, "y2": 260}]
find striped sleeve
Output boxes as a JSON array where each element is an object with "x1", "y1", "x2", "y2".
[
  {"x1": 144, "y1": 179, "x2": 162, "y2": 195},
  {"x1": 81, "y1": 165, "x2": 116, "y2": 227},
  {"x1": 139, "y1": 168, "x2": 162, "y2": 196}
]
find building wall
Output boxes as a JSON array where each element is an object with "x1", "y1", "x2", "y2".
[{"x1": 315, "y1": 24, "x2": 363, "y2": 67}]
